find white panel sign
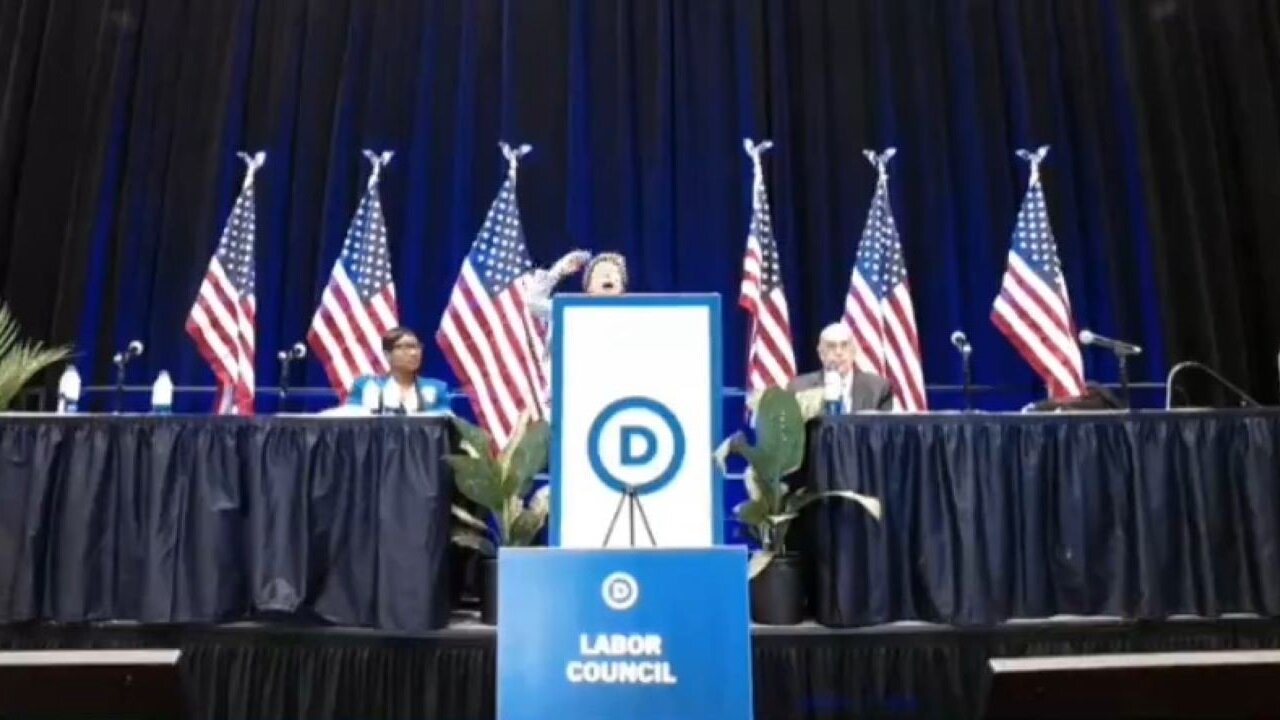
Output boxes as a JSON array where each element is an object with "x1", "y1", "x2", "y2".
[{"x1": 550, "y1": 294, "x2": 722, "y2": 548}]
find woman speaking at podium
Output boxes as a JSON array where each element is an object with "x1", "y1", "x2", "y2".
[
  {"x1": 527, "y1": 249, "x2": 629, "y2": 321},
  {"x1": 346, "y1": 327, "x2": 451, "y2": 414}
]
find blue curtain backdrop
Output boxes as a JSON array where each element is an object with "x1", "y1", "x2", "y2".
[{"x1": 2, "y1": 0, "x2": 1280, "y2": 412}]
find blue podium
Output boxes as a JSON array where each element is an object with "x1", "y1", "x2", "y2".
[{"x1": 496, "y1": 547, "x2": 753, "y2": 720}]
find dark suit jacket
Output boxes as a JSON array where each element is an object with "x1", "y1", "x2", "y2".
[{"x1": 787, "y1": 370, "x2": 895, "y2": 412}]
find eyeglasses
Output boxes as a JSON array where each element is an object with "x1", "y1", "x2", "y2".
[{"x1": 391, "y1": 341, "x2": 422, "y2": 351}]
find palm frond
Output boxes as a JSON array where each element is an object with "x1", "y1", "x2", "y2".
[{"x1": 0, "y1": 304, "x2": 71, "y2": 410}]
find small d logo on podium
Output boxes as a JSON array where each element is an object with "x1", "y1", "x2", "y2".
[{"x1": 601, "y1": 572, "x2": 639, "y2": 611}]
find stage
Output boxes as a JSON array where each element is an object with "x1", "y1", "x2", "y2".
[{"x1": 3, "y1": 614, "x2": 1280, "y2": 719}]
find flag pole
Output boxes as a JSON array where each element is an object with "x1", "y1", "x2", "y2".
[{"x1": 500, "y1": 141, "x2": 549, "y2": 424}]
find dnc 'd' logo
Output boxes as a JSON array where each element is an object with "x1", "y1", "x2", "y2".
[
  {"x1": 586, "y1": 396, "x2": 686, "y2": 495},
  {"x1": 600, "y1": 571, "x2": 640, "y2": 611}
]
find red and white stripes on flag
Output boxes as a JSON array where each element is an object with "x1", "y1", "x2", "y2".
[
  {"x1": 307, "y1": 151, "x2": 399, "y2": 398},
  {"x1": 436, "y1": 143, "x2": 548, "y2": 449},
  {"x1": 990, "y1": 146, "x2": 1085, "y2": 399},
  {"x1": 185, "y1": 151, "x2": 264, "y2": 415},
  {"x1": 739, "y1": 139, "x2": 797, "y2": 396},
  {"x1": 844, "y1": 148, "x2": 926, "y2": 411}
]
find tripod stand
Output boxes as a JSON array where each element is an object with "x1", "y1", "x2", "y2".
[{"x1": 601, "y1": 486, "x2": 658, "y2": 547}]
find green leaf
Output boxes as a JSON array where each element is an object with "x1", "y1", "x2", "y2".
[
  {"x1": 451, "y1": 416, "x2": 496, "y2": 460},
  {"x1": 733, "y1": 497, "x2": 772, "y2": 528},
  {"x1": 501, "y1": 419, "x2": 550, "y2": 499},
  {"x1": 747, "y1": 550, "x2": 776, "y2": 580},
  {"x1": 753, "y1": 387, "x2": 805, "y2": 478},
  {"x1": 451, "y1": 528, "x2": 497, "y2": 557},
  {"x1": 733, "y1": 440, "x2": 783, "y2": 512},
  {"x1": 451, "y1": 504, "x2": 489, "y2": 532},
  {"x1": 0, "y1": 304, "x2": 72, "y2": 411},
  {"x1": 444, "y1": 456, "x2": 505, "y2": 513},
  {"x1": 786, "y1": 489, "x2": 883, "y2": 520},
  {"x1": 794, "y1": 388, "x2": 827, "y2": 420},
  {"x1": 741, "y1": 467, "x2": 762, "y2": 502},
  {"x1": 508, "y1": 506, "x2": 548, "y2": 546},
  {"x1": 712, "y1": 436, "x2": 734, "y2": 475}
]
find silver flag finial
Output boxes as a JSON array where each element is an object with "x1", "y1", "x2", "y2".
[{"x1": 236, "y1": 151, "x2": 266, "y2": 191}]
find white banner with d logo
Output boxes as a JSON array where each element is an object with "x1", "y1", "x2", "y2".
[{"x1": 550, "y1": 294, "x2": 722, "y2": 548}]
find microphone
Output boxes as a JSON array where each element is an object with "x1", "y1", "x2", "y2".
[
  {"x1": 111, "y1": 340, "x2": 144, "y2": 413},
  {"x1": 1165, "y1": 360, "x2": 1261, "y2": 409},
  {"x1": 381, "y1": 379, "x2": 404, "y2": 415},
  {"x1": 113, "y1": 340, "x2": 145, "y2": 365},
  {"x1": 951, "y1": 330, "x2": 974, "y2": 411},
  {"x1": 277, "y1": 341, "x2": 308, "y2": 404},
  {"x1": 276, "y1": 342, "x2": 307, "y2": 361},
  {"x1": 1079, "y1": 330, "x2": 1140, "y2": 409},
  {"x1": 1078, "y1": 329, "x2": 1142, "y2": 357},
  {"x1": 822, "y1": 369, "x2": 843, "y2": 417}
]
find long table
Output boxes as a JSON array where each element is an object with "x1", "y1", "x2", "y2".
[
  {"x1": 0, "y1": 415, "x2": 454, "y2": 632},
  {"x1": 803, "y1": 409, "x2": 1280, "y2": 627},
  {"x1": 6, "y1": 411, "x2": 1280, "y2": 634}
]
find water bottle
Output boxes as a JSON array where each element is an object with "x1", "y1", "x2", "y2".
[
  {"x1": 151, "y1": 371, "x2": 174, "y2": 414},
  {"x1": 381, "y1": 379, "x2": 403, "y2": 415},
  {"x1": 822, "y1": 370, "x2": 843, "y2": 417},
  {"x1": 57, "y1": 365, "x2": 81, "y2": 414},
  {"x1": 361, "y1": 379, "x2": 381, "y2": 414}
]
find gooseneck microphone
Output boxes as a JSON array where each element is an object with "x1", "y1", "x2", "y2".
[
  {"x1": 111, "y1": 340, "x2": 144, "y2": 413},
  {"x1": 1078, "y1": 330, "x2": 1142, "y2": 357},
  {"x1": 1164, "y1": 360, "x2": 1262, "y2": 409}
]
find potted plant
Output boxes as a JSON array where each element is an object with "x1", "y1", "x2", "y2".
[
  {"x1": 716, "y1": 387, "x2": 881, "y2": 625},
  {"x1": 445, "y1": 415, "x2": 551, "y2": 624},
  {"x1": 0, "y1": 303, "x2": 71, "y2": 410}
]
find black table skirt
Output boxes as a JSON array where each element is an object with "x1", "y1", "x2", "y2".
[
  {"x1": 0, "y1": 415, "x2": 454, "y2": 632},
  {"x1": 804, "y1": 409, "x2": 1280, "y2": 627}
]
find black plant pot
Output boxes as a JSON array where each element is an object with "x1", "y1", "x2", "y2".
[
  {"x1": 749, "y1": 553, "x2": 804, "y2": 625},
  {"x1": 480, "y1": 558, "x2": 498, "y2": 625}
]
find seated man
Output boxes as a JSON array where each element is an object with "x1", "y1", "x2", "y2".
[
  {"x1": 346, "y1": 327, "x2": 451, "y2": 414},
  {"x1": 788, "y1": 322, "x2": 894, "y2": 413}
]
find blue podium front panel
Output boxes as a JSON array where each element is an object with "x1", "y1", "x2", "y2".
[{"x1": 496, "y1": 546, "x2": 752, "y2": 720}]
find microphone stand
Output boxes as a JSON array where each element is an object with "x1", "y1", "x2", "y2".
[
  {"x1": 961, "y1": 350, "x2": 974, "y2": 412},
  {"x1": 1117, "y1": 354, "x2": 1132, "y2": 410},
  {"x1": 112, "y1": 353, "x2": 132, "y2": 413},
  {"x1": 278, "y1": 353, "x2": 294, "y2": 405}
]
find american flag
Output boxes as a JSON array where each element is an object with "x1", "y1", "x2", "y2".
[
  {"x1": 307, "y1": 151, "x2": 399, "y2": 397},
  {"x1": 844, "y1": 148, "x2": 926, "y2": 411},
  {"x1": 185, "y1": 152, "x2": 263, "y2": 415},
  {"x1": 739, "y1": 139, "x2": 797, "y2": 395},
  {"x1": 990, "y1": 146, "x2": 1084, "y2": 399},
  {"x1": 436, "y1": 143, "x2": 547, "y2": 448}
]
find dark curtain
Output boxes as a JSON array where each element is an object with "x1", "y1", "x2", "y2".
[
  {"x1": 0, "y1": 416, "x2": 454, "y2": 632},
  {"x1": 2, "y1": 0, "x2": 1278, "y2": 412},
  {"x1": 3, "y1": 619, "x2": 1280, "y2": 720},
  {"x1": 803, "y1": 411, "x2": 1280, "y2": 627}
]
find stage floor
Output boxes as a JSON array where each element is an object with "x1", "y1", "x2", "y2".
[{"x1": 3, "y1": 614, "x2": 1280, "y2": 719}]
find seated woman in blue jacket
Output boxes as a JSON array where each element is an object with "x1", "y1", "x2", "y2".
[{"x1": 346, "y1": 327, "x2": 451, "y2": 414}]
